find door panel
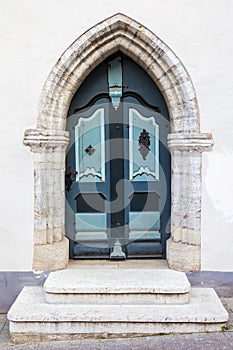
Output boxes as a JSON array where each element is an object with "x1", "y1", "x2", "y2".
[
  {"x1": 74, "y1": 107, "x2": 107, "y2": 243},
  {"x1": 75, "y1": 108, "x2": 105, "y2": 182},
  {"x1": 127, "y1": 106, "x2": 161, "y2": 250},
  {"x1": 129, "y1": 108, "x2": 159, "y2": 181},
  {"x1": 66, "y1": 103, "x2": 110, "y2": 257}
]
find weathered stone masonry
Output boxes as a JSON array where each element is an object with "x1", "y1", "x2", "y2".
[{"x1": 24, "y1": 13, "x2": 213, "y2": 271}]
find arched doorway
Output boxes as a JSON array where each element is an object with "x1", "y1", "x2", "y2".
[
  {"x1": 65, "y1": 53, "x2": 171, "y2": 259},
  {"x1": 24, "y1": 13, "x2": 213, "y2": 271}
]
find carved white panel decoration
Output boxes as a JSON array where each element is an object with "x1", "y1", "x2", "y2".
[
  {"x1": 129, "y1": 108, "x2": 159, "y2": 181},
  {"x1": 75, "y1": 108, "x2": 105, "y2": 182}
]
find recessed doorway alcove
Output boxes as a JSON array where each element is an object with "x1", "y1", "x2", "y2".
[{"x1": 23, "y1": 13, "x2": 213, "y2": 272}]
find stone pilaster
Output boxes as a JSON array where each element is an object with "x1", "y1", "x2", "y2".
[
  {"x1": 166, "y1": 133, "x2": 214, "y2": 271},
  {"x1": 24, "y1": 129, "x2": 69, "y2": 271}
]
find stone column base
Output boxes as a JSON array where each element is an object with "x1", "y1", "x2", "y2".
[
  {"x1": 167, "y1": 238, "x2": 201, "y2": 272},
  {"x1": 33, "y1": 237, "x2": 69, "y2": 271}
]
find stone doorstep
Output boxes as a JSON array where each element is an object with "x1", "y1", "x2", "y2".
[
  {"x1": 6, "y1": 265, "x2": 230, "y2": 345},
  {"x1": 67, "y1": 259, "x2": 169, "y2": 269},
  {"x1": 8, "y1": 287, "x2": 228, "y2": 338},
  {"x1": 43, "y1": 268, "x2": 191, "y2": 305},
  {"x1": 43, "y1": 268, "x2": 191, "y2": 294}
]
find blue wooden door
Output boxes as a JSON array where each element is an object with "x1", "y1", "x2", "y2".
[{"x1": 65, "y1": 53, "x2": 170, "y2": 259}]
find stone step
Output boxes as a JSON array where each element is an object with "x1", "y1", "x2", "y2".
[
  {"x1": 8, "y1": 286, "x2": 229, "y2": 345},
  {"x1": 43, "y1": 268, "x2": 191, "y2": 305}
]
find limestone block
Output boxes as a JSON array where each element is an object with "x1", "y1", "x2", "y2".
[
  {"x1": 52, "y1": 227, "x2": 64, "y2": 243},
  {"x1": 34, "y1": 228, "x2": 47, "y2": 245},
  {"x1": 167, "y1": 238, "x2": 201, "y2": 271},
  {"x1": 33, "y1": 237, "x2": 69, "y2": 271},
  {"x1": 172, "y1": 227, "x2": 201, "y2": 245},
  {"x1": 43, "y1": 268, "x2": 191, "y2": 305},
  {"x1": 44, "y1": 268, "x2": 191, "y2": 294},
  {"x1": 168, "y1": 133, "x2": 214, "y2": 151},
  {"x1": 45, "y1": 291, "x2": 190, "y2": 305}
]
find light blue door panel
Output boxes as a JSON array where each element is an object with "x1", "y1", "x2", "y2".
[
  {"x1": 129, "y1": 108, "x2": 159, "y2": 182},
  {"x1": 75, "y1": 213, "x2": 107, "y2": 232},
  {"x1": 129, "y1": 211, "x2": 160, "y2": 232},
  {"x1": 75, "y1": 108, "x2": 105, "y2": 182}
]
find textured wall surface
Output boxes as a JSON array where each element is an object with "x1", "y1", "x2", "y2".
[{"x1": 0, "y1": 0, "x2": 233, "y2": 270}]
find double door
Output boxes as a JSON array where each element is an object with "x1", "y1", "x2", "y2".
[{"x1": 65, "y1": 54, "x2": 170, "y2": 259}]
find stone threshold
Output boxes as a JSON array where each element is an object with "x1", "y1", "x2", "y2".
[{"x1": 43, "y1": 268, "x2": 191, "y2": 305}]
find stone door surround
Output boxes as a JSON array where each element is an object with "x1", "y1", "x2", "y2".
[{"x1": 24, "y1": 13, "x2": 213, "y2": 272}]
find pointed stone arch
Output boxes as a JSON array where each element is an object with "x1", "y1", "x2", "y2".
[
  {"x1": 24, "y1": 13, "x2": 213, "y2": 271},
  {"x1": 37, "y1": 13, "x2": 199, "y2": 133}
]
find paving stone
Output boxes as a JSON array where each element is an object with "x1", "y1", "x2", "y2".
[
  {"x1": 161, "y1": 333, "x2": 230, "y2": 350},
  {"x1": 222, "y1": 297, "x2": 233, "y2": 331},
  {"x1": 223, "y1": 331, "x2": 233, "y2": 347},
  {"x1": 38, "y1": 338, "x2": 165, "y2": 350},
  {"x1": 187, "y1": 271, "x2": 233, "y2": 298},
  {"x1": 0, "y1": 314, "x2": 8, "y2": 345},
  {"x1": 0, "y1": 314, "x2": 7, "y2": 327},
  {"x1": 1, "y1": 332, "x2": 233, "y2": 350}
]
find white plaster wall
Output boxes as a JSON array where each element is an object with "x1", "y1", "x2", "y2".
[{"x1": 0, "y1": 0, "x2": 232, "y2": 271}]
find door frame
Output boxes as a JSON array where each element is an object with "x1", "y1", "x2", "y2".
[{"x1": 24, "y1": 13, "x2": 213, "y2": 271}]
